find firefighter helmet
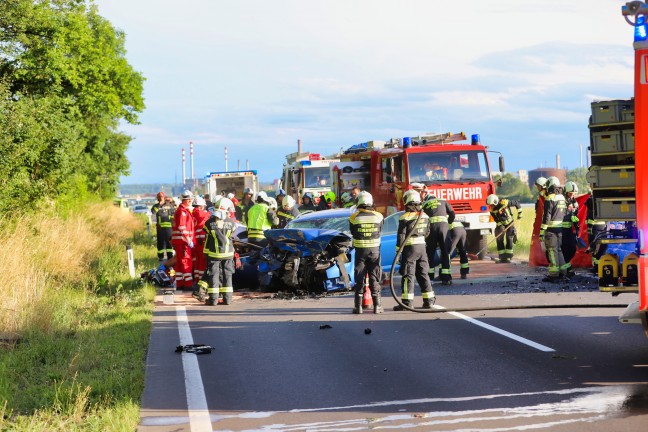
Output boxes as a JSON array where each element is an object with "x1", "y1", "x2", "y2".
[
  {"x1": 282, "y1": 195, "x2": 296, "y2": 210},
  {"x1": 268, "y1": 197, "x2": 278, "y2": 210},
  {"x1": 340, "y1": 192, "x2": 354, "y2": 206},
  {"x1": 546, "y1": 176, "x2": 561, "y2": 188},
  {"x1": 181, "y1": 190, "x2": 193, "y2": 200},
  {"x1": 216, "y1": 197, "x2": 234, "y2": 212},
  {"x1": 193, "y1": 197, "x2": 206, "y2": 207},
  {"x1": 156, "y1": 191, "x2": 166, "y2": 201},
  {"x1": 356, "y1": 191, "x2": 373, "y2": 207},
  {"x1": 403, "y1": 189, "x2": 421, "y2": 205},
  {"x1": 243, "y1": 187, "x2": 255, "y2": 197},
  {"x1": 256, "y1": 191, "x2": 271, "y2": 204},
  {"x1": 534, "y1": 176, "x2": 547, "y2": 188},
  {"x1": 323, "y1": 191, "x2": 336, "y2": 203},
  {"x1": 486, "y1": 194, "x2": 499, "y2": 206},
  {"x1": 276, "y1": 188, "x2": 286, "y2": 197},
  {"x1": 302, "y1": 192, "x2": 314, "y2": 202},
  {"x1": 564, "y1": 181, "x2": 578, "y2": 194}
]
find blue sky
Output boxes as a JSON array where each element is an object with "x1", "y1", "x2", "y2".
[{"x1": 94, "y1": 0, "x2": 635, "y2": 184}]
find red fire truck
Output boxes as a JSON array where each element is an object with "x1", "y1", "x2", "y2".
[{"x1": 331, "y1": 132, "x2": 505, "y2": 258}]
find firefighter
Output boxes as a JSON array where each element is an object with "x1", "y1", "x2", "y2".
[
  {"x1": 267, "y1": 197, "x2": 280, "y2": 228},
  {"x1": 447, "y1": 221, "x2": 469, "y2": 279},
  {"x1": 227, "y1": 192, "x2": 239, "y2": 209},
  {"x1": 299, "y1": 192, "x2": 317, "y2": 213},
  {"x1": 561, "y1": 181, "x2": 580, "y2": 278},
  {"x1": 276, "y1": 188, "x2": 286, "y2": 207},
  {"x1": 340, "y1": 192, "x2": 355, "y2": 208},
  {"x1": 317, "y1": 191, "x2": 336, "y2": 211},
  {"x1": 350, "y1": 186, "x2": 361, "y2": 203},
  {"x1": 277, "y1": 195, "x2": 300, "y2": 228},
  {"x1": 203, "y1": 193, "x2": 214, "y2": 212},
  {"x1": 235, "y1": 187, "x2": 255, "y2": 224},
  {"x1": 199, "y1": 202, "x2": 237, "y2": 306},
  {"x1": 422, "y1": 193, "x2": 455, "y2": 285},
  {"x1": 585, "y1": 192, "x2": 607, "y2": 273},
  {"x1": 246, "y1": 191, "x2": 279, "y2": 247},
  {"x1": 349, "y1": 191, "x2": 384, "y2": 314},
  {"x1": 411, "y1": 182, "x2": 429, "y2": 201},
  {"x1": 534, "y1": 176, "x2": 547, "y2": 214},
  {"x1": 394, "y1": 189, "x2": 435, "y2": 310},
  {"x1": 171, "y1": 190, "x2": 195, "y2": 290},
  {"x1": 540, "y1": 177, "x2": 567, "y2": 281},
  {"x1": 191, "y1": 197, "x2": 211, "y2": 284},
  {"x1": 486, "y1": 194, "x2": 522, "y2": 263},
  {"x1": 151, "y1": 191, "x2": 175, "y2": 261}
]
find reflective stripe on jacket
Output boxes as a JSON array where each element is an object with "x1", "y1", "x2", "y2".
[
  {"x1": 203, "y1": 216, "x2": 236, "y2": 259},
  {"x1": 350, "y1": 209, "x2": 384, "y2": 249},
  {"x1": 397, "y1": 211, "x2": 429, "y2": 247}
]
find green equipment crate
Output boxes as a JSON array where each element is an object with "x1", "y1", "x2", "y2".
[
  {"x1": 591, "y1": 99, "x2": 634, "y2": 125},
  {"x1": 594, "y1": 197, "x2": 636, "y2": 220},
  {"x1": 587, "y1": 165, "x2": 635, "y2": 188}
]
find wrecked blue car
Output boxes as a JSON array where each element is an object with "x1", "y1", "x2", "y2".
[{"x1": 257, "y1": 228, "x2": 354, "y2": 293}]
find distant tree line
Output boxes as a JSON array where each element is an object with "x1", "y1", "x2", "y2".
[{"x1": 0, "y1": 0, "x2": 144, "y2": 212}]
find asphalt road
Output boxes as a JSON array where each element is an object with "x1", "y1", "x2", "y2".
[{"x1": 138, "y1": 278, "x2": 648, "y2": 432}]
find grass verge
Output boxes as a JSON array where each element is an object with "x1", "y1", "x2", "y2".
[{"x1": 0, "y1": 203, "x2": 159, "y2": 431}]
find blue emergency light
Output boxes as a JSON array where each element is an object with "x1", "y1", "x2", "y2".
[
  {"x1": 635, "y1": 15, "x2": 648, "y2": 42},
  {"x1": 301, "y1": 160, "x2": 312, "y2": 166},
  {"x1": 471, "y1": 134, "x2": 480, "y2": 145},
  {"x1": 403, "y1": 137, "x2": 412, "y2": 148}
]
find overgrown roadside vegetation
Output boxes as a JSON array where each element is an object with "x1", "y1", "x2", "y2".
[{"x1": 0, "y1": 202, "x2": 158, "y2": 431}]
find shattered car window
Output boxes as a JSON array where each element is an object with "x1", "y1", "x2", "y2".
[{"x1": 286, "y1": 216, "x2": 350, "y2": 234}]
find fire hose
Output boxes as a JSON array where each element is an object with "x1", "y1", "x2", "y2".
[{"x1": 388, "y1": 211, "x2": 627, "y2": 313}]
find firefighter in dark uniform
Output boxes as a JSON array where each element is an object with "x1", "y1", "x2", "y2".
[
  {"x1": 246, "y1": 191, "x2": 279, "y2": 247},
  {"x1": 277, "y1": 195, "x2": 301, "y2": 228},
  {"x1": 151, "y1": 191, "x2": 175, "y2": 261},
  {"x1": 447, "y1": 221, "x2": 469, "y2": 279},
  {"x1": 486, "y1": 194, "x2": 522, "y2": 263},
  {"x1": 585, "y1": 191, "x2": 607, "y2": 273},
  {"x1": 235, "y1": 187, "x2": 255, "y2": 224},
  {"x1": 540, "y1": 177, "x2": 567, "y2": 281},
  {"x1": 561, "y1": 181, "x2": 580, "y2": 278},
  {"x1": 394, "y1": 189, "x2": 435, "y2": 310},
  {"x1": 349, "y1": 191, "x2": 384, "y2": 314},
  {"x1": 422, "y1": 193, "x2": 455, "y2": 285},
  {"x1": 299, "y1": 192, "x2": 317, "y2": 213},
  {"x1": 198, "y1": 202, "x2": 237, "y2": 305}
]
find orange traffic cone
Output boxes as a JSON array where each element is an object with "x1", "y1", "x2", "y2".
[{"x1": 362, "y1": 275, "x2": 372, "y2": 309}]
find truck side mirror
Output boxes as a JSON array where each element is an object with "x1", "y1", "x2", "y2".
[{"x1": 499, "y1": 155, "x2": 505, "y2": 173}]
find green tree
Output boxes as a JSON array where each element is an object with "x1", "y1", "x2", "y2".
[
  {"x1": 0, "y1": 0, "x2": 145, "y2": 204},
  {"x1": 496, "y1": 173, "x2": 533, "y2": 203},
  {"x1": 566, "y1": 167, "x2": 588, "y2": 194}
]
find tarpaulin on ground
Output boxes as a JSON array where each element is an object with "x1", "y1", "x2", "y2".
[{"x1": 529, "y1": 194, "x2": 592, "y2": 268}]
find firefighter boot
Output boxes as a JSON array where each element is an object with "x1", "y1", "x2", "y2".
[
  {"x1": 352, "y1": 292, "x2": 363, "y2": 314},
  {"x1": 422, "y1": 293, "x2": 436, "y2": 309},
  {"x1": 220, "y1": 292, "x2": 233, "y2": 305},
  {"x1": 372, "y1": 294, "x2": 383, "y2": 314},
  {"x1": 205, "y1": 294, "x2": 217, "y2": 306},
  {"x1": 393, "y1": 300, "x2": 411, "y2": 311}
]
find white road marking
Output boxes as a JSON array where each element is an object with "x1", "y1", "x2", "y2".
[
  {"x1": 176, "y1": 306, "x2": 213, "y2": 432},
  {"x1": 432, "y1": 305, "x2": 555, "y2": 352}
]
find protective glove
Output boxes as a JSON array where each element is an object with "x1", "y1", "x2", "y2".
[
  {"x1": 235, "y1": 257, "x2": 242, "y2": 269},
  {"x1": 188, "y1": 240, "x2": 194, "y2": 249}
]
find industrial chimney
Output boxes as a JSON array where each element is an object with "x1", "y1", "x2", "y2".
[{"x1": 556, "y1": 154, "x2": 561, "y2": 169}]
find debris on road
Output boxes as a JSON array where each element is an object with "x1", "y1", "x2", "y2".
[{"x1": 175, "y1": 344, "x2": 214, "y2": 354}]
